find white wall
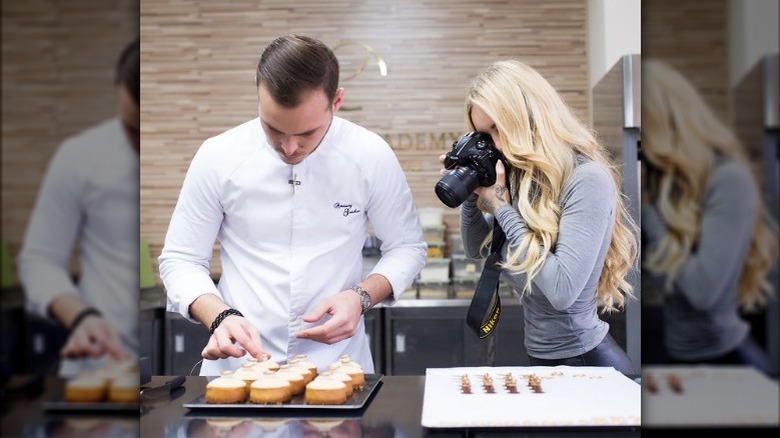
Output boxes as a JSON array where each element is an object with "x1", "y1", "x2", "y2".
[
  {"x1": 729, "y1": 0, "x2": 780, "y2": 86},
  {"x1": 588, "y1": 0, "x2": 641, "y2": 89}
]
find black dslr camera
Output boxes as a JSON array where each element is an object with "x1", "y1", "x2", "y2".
[{"x1": 435, "y1": 132, "x2": 502, "y2": 208}]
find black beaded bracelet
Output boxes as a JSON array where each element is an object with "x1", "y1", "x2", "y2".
[
  {"x1": 70, "y1": 307, "x2": 102, "y2": 331},
  {"x1": 209, "y1": 308, "x2": 244, "y2": 335}
]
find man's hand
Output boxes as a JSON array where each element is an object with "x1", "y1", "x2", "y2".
[
  {"x1": 189, "y1": 294, "x2": 266, "y2": 361},
  {"x1": 295, "y1": 290, "x2": 362, "y2": 344},
  {"x1": 61, "y1": 315, "x2": 127, "y2": 361},
  {"x1": 201, "y1": 315, "x2": 266, "y2": 360}
]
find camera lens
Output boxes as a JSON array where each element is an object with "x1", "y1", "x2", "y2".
[{"x1": 435, "y1": 166, "x2": 481, "y2": 208}]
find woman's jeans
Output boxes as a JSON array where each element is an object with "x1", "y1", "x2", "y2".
[{"x1": 528, "y1": 333, "x2": 636, "y2": 375}]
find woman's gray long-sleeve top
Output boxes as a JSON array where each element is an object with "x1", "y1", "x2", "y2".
[{"x1": 460, "y1": 157, "x2": 619, "y2": 359}]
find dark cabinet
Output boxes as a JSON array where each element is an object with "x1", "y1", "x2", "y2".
[
  {"x1": 384, "y1": 303, "x2": 528, "y2": 375},
  {"x1": 140, "y1": 307, "x2": 164, "y2": 375},
  {"x1": 363, "y1": 307, "x2": 383, "y2": 374},
  {"x1": 1, "y1": 302, "x2": 26, "y2": 377},
  {"x1": 2, "y1": 287, "x2": 67, "y2": 377},
  {"x1": 385, "y1": 306, "x2": 466, "y2": 375},
  {"x1": 164, "y1": 312, "x2": 210, "y2": 376},
  {"x1": 491, "y1": 303, "x2": 530, "y2": 366},
  {"x1": 24, "y1": 313, "x2": 69, "y2": 376}
]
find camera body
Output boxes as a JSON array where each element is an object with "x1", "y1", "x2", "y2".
[{"x1": 435, "y1": 131, "x2": 502, "y2": 208}]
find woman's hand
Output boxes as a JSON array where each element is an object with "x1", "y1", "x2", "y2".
[
  {"x1": 474, "y1": 160, "x2": 510, "y2": 214},
  {"x1": 438, "y1": 154, "x2": 449, "y2": 175}
]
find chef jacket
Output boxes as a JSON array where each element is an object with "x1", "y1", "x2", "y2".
[{"x1": 160, "y1": 116, "x2": 426, "y2": 375}]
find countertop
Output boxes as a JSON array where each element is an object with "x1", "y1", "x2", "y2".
[
  {"x1": 0, "y1": 374, "x2": 642, "y2": 437},
  {"x1": 142, "y1": 375, "x2": 642, "y2": 437}
]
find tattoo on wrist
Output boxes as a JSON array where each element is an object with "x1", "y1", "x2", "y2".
[{"x1": 495, "y1": 184, "x2": 507, "y2": 200}]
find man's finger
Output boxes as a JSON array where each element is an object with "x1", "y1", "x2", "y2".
[
  {"x1": 229, "y1": 323, "x2": 260, "y2": 358},
  {"x1": 202, "y1": 336, "x2": 224, "y2": 360},
  {"x1": 100, "y1": 329, "x2": 127, "y2": 360},
  {"x1": 83, "y1": 322, "x2": 123, "y2": 360},
  {"x1": 103, "y1": 342, "x2": 127, "y2": 361},
  {"x1": 240, "y1": 323, "x2": 265, "y2": 359},
  {"x1": 201, "y1": 348, "x2": 218, "y2": 361},
  {"x1": 63, "y1": 341, "x2": 102, "y2": 358},
  {"x1": 86, "y1": 326, "x2": 108, "y2": 346},
  {"x1": 296, "y1": 324, "x2": 326, "y2": 340},
  {"x1": 301, "y1": 302, "x2": 330, "y2": 323},
  {"x1": 325, "y1": 333, "x2": 351, "y2": 345},
  {"x1": 214, "y1": 329, "x2": 246, "y2": 358},
  {"x1": 297, "y1": 315, "x2": 347, "y2": 342},
  {"x1": 63, "y1": 331, "x2": 96, "y2": 357}
]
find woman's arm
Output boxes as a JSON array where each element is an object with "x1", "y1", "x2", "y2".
[{"x1": 460, "y1": 193, "x2": 492, "y2": 259}]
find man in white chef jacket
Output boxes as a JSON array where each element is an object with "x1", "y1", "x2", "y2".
[
  {"x1": 17, "y1": 37, "x2": 140, "y2": 377},
  {"x1": 159, "y1": 34, "x2": 427, "y2": 375}
]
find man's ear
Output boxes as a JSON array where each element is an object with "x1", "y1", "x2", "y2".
[{"x1": 331, "y1": 87, "x2": 345, "y2": 112}]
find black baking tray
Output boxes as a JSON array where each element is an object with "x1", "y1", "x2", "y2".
[
  {"x1": 43, "y1": 399, "x2": 139, "y2": 412},
  {"x1": 183, "y1": 374, "x2": 382, "y2": 411}
]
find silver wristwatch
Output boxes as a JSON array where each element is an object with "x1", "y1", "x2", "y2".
[{"x1": 350, "y1": 284, "x2": 372, "y2": 314}]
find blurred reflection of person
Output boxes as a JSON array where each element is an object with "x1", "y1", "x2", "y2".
[
  {"x1": 17, "y1": 37, "x2": 140, "y2": 377},
  {"x1": 300, "y1": 419, "x2": 363, "y2": 438},
  {"x1": 181, "y1": 418, "x2": 293, "y2": 438},
  {"x1": 641, "y1": 59, "x2": 778, "y2": 377}
]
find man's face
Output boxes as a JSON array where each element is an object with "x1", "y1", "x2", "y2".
[
  {"x1": 258, "y1": 84, "x2": 343, "y2": 165},
  {"x1": 117, "y1": 84, "x2": 140, "y2": 153}
]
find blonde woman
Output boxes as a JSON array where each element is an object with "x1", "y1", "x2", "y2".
[
  {"x1": 449, "y1": 60, "x2": 638, "y2": 374},
  {"x1": 642, "y1": 59, "x2": 777, "y2": 376}
]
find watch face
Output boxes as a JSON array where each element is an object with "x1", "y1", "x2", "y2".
[{"x1": 361, "y1": 293, "x2": 371, "y2": 309}]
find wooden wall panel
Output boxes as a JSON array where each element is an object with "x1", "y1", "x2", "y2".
[
  {"x1": 140, "y1": 0, "x2": 589, "y2": 279},
  {"x1": 641, "y1": 0, "x2": 728, "y2": 120},
  {"x1": 1, "y1": 0, "x2": 139, "y2": 276}
]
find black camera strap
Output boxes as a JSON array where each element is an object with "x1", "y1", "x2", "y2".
[{"x1": 466, "y1": 216, "x2": 506, "y2": 339}]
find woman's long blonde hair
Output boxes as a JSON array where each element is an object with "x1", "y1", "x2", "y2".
[
  {"x1": 466, "y1": 59, "x2": 638, "y2": 312},
  {"x1": 642, "y1": 59, "x2": 777, "y2": 312}
]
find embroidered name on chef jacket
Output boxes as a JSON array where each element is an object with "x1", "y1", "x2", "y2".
[{"x1": 334, "y1": 202, "x2": 361, "y2": 217}]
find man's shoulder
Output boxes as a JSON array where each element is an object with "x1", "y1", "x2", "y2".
[
  {"x1": 59, "y1": 118, "x2": 122, "y2": 153},
  {"x1": 196, "y1": 118, "x2": 262, "y2": 158},
  {"x1": 330, "y1": 116, "x2": 392, "y2": 159},
  {"x1": 204, "y1": 118, "x2": 260, "y2": 145}
]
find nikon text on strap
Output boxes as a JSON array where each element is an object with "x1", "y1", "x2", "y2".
[{"x1": 466, "y1": 217, "x2": 506, "y2": 338}]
